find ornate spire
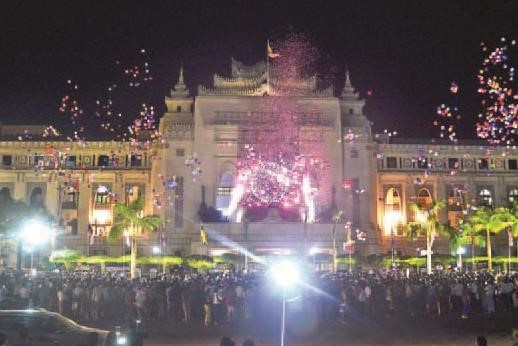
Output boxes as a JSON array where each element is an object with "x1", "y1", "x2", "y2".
[
  {"x1": 170, "y1": 64, "x2": 189, "y2": 98},
  {"x1": 341, "y1": 70, "x2": 359, "y2": 100}
]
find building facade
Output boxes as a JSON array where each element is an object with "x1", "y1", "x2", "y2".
[{"x1": 1, "y1": 58, "x2": 517, "y2": 268}]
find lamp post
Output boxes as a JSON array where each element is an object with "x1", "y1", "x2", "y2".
[
  {"x1": 456, "y1": 247, "x2": 465, "y2": 271},
  {"x1": 270, "y1": 260, "x2": 300, "y2": 346},
  {"x1": 123, "y1": 229, "x2": 129, "y2": 275},
  {"x1": 152, "y1": 245, "x2": 161, "y2": 275}
]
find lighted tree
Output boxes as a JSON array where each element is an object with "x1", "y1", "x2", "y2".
[{"x1": 109, "y1": 196, "x2": 161, "y2": 278}]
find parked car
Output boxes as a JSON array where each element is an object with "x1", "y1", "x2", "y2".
[{"x1": 0, "y1": 309, "x2": 123, "y2": 345}]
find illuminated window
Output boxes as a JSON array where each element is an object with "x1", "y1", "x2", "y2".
[
  {"x1": 127, "y1": 186, "x2": 142, "y2": 204},
  {"x1": 216, "y1": 171, "x2": 234, "y2": 216},
  {"x1": 95, "y1": 185, "x2": 111, "y2": 206},
  {"x1": 508, "y1": 188, "x2": 518, "y2": 206},
  {"x1": 416, "y1": 188, "x2": 433, "y2": 209},
  {"x1": 384, "y1": 188, "x2": 402, "y2": 236},
  {"x1": 478, "y1": 188, "x2": 493, "y2": 207},
  {"x1": 447, "y1": 185, "x2": 466, "y2": 228}
]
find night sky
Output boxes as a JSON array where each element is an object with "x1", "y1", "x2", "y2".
[{"x1": 1, "y1": 1, "x2": 516, "y2": 139}]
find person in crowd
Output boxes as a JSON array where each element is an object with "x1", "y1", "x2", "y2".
[
  {"x1": 0, "y1": 332, "x2": 7, "y2": 346},
  {"x1": 0, "y1": 267, "x2": 516, "y2": 332},
  {"x1": 14, "y1": 328, "x2": 31, "y2": 346}
]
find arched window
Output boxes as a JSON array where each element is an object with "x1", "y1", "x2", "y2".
[
  {"x1": 0, "y1": 187, "x2": 11, "y2": 204},
  {"x1": 216, "y1": 171, "x2": 234, "y2": 216},
  {"x1": 384, "y1": 188, "x2": 402, "y2": 235},
  {"x1": 29, "y1": 187, "x2": 44, "y2": 208},
  {"x1": 478, "y1": 188, "x2": 493, "y2": 207},
  {"x1": 417, "y1": 188, "x2": 433, "y2": 209},
  {"x1": 508, "y1": 188, "x2": 518, "y2": 206}
]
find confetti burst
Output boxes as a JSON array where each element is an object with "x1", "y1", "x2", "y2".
[
  {"x1": 228, "y1": 34, "x2": 331, "y2": 221},
  {"x1": 476, "y1": 38, "x2": 517, "y2": 145}
]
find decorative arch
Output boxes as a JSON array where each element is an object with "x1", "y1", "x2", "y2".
[
  {"x1": 216, "y1": 169, "x2": 235, "y2": 216},
  {"x1": 416, "y1": 188, "x2": 433, "y2": 209},
  {"x1": 0, "y1": 187, "x2": 12, "y2": 204},
  {"x1": 29, "y1": 187, "x2": 44, "y2": 207},
  {"x1": 127, "y1": 185, "x2": 143, "y2": 204}
]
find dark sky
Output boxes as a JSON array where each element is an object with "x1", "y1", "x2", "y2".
[{"x1": 1, "y1": 0, "x2": 517, "y2": 139}]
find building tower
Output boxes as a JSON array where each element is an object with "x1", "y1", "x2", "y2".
[
  {"x1": 339, "y1": 70, "x2": 379, "y2": 254},
  {"x1": 159, "y1": 65, "x2": 194, "y2": 256}
]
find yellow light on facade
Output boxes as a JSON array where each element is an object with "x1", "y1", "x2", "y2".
[
  {"x1": 383, "y1": 210, "x2": 401, "y2": 235},
  {"x1": 93, "y1": 209, "x2": 111, "y2": 225}
]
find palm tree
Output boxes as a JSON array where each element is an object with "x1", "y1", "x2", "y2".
[
  {"x1": 468, "y1": 207, "x2": 508, "y2": 272},
  {"x1": 491, "y1": 207, "x2": 518, "y2": 272},
  {"x1": 458, "y1": 219, "x2": 486, "y2": 271},
  {"x1": 109, "y1": 196, "x2": 161, "y2": 278},
  {"x1": 405, "y1": 199, "x2": 447, "y2": 274}
]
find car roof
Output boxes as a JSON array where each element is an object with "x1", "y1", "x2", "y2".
[{"x1": 0, "y1": 310, "x2": 58, "y2": 317}]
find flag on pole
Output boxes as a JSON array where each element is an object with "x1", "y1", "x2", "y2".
[
  {"x1": 267, "y1": 40, "x2": 280, "y2": 58},
  {"x1": 508, "y1": 230, "x2": 514, "y2": 247},
  {"x1": 200, "y1": 225, "x2": 208, "y2": 246}
]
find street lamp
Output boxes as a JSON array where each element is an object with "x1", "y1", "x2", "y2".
[
  {"x1": 152, "y1": 246, "x2": 161, "y2": 274},
  {"x1": 270, "y1": 260, "x2": 300, "y2": 346},
  {"x1": 309, "y1": 247, "x2": 319, "y2": 267},
  {"x1": 456, "y1": 247, "x2": 466, "y2": 271}
]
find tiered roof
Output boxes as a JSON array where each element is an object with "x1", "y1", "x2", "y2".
[{"x1": 198, "y1": 58, "x2": 333, "y2": 97}]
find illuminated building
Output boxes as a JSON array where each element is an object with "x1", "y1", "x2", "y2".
[{"x1": 0, "y1": 58, "x2": 517, "y2": 268}]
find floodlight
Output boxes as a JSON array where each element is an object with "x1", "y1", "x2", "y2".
[
  {"x1": 19, "y1": 219, "x2": 51, "y2": 249},
  {"x1": 152, "y1": 246, "x2": 161, "y2": 255},
  {"x1": 270, "y1": 260, "x2": 300, "y2": 288},
  {"x1": 456, "y1": 247, "x2": 466, "y2": 255},
  {"x1": 309, "y1": 247, "x2": 320, "y2": 255}
]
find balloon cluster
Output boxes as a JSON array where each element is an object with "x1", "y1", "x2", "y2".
[
  {"x1": 184, "y1": 153, "x2": 202, "y2": 181},
  {"x1": 476, "y1": 38, "x2": 517, "y2": 145}
]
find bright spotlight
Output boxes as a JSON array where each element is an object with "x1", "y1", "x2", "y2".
[
  {"x1": 270, "y1": 260, "x2": 300, "y2": 288},
  {"x1": 152, "y1": 246, "x2": 161, "y2": 255},
  {"x1": 309, "y1": 247, "x2": 320, "y2": 255},
  {"x1": 456, "y1": 247, "x2": 466, "y2": 255},
  {"x1": 19, "y1": 219, "x2": 51, "y2": 249}
]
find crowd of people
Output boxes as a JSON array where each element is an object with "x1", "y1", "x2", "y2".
[{"x1": 0, "y1": 267, "x2": 517, "y2": 328}]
